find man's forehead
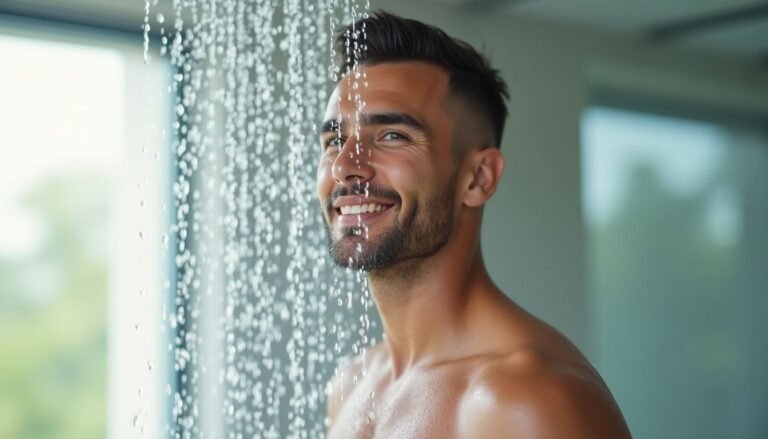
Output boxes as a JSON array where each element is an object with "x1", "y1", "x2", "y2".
[
  {"x1": 341, "y1": 61, "x2": 449, "y2": 86},
  {"x1": 325, "y1": 62, "x2": 451, "y2": 121}
]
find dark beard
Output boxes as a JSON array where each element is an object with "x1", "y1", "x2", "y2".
[{"x1": 323, "y1": 178, "x2": 455, "y2": 272}]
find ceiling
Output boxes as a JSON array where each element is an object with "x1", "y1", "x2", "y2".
[
  {"x1": 1, "y1": 0, "x2": 766, "y2": 59},
  {"x1": 497, "y1": 0, "x2": 768, "y2": 58}
]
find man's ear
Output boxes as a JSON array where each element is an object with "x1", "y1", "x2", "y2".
[{"x1": 462, "y1": 148, "x2": 505, "y2": 207}]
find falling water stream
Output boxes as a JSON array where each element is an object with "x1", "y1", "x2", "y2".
[{"x1": 142, "y1": 1, "x2": 376, "y2": 437}]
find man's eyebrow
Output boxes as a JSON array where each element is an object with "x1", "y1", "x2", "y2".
[
  {"x1": 320, "y1": 119, "x2": 340, "y2": 134},
  {"x1": 319, "y1": 112, "x2": 428, "y2": 135},
  {"x1": 363, "y1": 113, "x2": 427, "y2": 133}
]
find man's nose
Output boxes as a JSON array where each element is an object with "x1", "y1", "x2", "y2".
[{"x1": 331, "y1": 136, "x2": 374, "y2": 184}]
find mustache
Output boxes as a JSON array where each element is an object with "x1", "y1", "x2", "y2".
[{"x1": 325, "y1": 183, "x2": 401, "y2": 211}]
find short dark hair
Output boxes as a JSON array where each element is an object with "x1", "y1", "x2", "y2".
[{"x1": 335, "y1": 10, "x2": 509, "y2": 148}]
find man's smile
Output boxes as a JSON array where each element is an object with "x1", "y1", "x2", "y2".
[{"x1": 331, "y1": 196, "x2": 396, "y2": 227}]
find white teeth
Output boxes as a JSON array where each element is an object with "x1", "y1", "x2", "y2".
[{"x1": 339, "y1": 203, "x2": 388, "y2": 215}]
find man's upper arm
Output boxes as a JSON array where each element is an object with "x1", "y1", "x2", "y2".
[{"x1": 459, "y1": 363, "x2": 631, "y2": 439}]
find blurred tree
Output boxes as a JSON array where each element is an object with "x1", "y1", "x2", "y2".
[{"x1": 0, "y1": 175, "x2": 108, "y2": 439}]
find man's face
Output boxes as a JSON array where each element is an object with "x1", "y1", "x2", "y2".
[{"x1": 316, "y1": 62, "x2": 458, "y2": 272}]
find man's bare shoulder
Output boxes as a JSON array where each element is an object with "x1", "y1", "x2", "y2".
[{"x1": 458, "y1": 346, "x2": 631, "y2": 439}]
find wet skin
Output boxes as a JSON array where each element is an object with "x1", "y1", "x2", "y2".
[{"x1": 317, "y1": 62, "x2": 631, "y2": 438}]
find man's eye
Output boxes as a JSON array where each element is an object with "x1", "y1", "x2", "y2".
[
  {"x1": 382, "y1": 132, "x2": 406, "y2": 141},
  {"x1": 325, "y1": 136, "x2": 343, "y2": 149}
]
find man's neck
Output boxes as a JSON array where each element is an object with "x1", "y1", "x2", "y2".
[{"x1": 367, "y1": 241, "x2": 498, "y2": 378}]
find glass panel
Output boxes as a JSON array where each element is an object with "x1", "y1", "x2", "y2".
[
  {"x1": 582, "y1": 106, "x2": 768, "y2": 439},
  {"x1": 0, "y1": 34, "x2": 124, "y2": 439}
]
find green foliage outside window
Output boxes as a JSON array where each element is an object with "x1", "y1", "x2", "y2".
[{"x1": 0, "y1": 175, "x2": 109, "y2": 439}]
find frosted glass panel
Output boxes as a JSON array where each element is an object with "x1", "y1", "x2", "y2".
[{"x1": 582, "y1": 107, "x2": 768, "y2": 439}]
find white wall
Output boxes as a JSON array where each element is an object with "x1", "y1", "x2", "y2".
[{"x1": 383, "y1": 0, "x2": 768, "y2": 356}]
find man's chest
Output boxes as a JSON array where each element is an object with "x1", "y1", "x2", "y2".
[{"x1": 327, "y1": 371, "x2": 467, "y2": 439}]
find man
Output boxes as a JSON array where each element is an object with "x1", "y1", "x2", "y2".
[{"x1": 316, "y1": 11, "x2": 631, "y2": 438}]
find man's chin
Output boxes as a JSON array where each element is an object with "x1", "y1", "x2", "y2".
[
  {"x1": 325, "y1": 218, "x2": 405, "y2": 271},
  {"x1": 328, "y1": 251, "x2": 372, "y2": 271},
  {"x1": 328, "y1": 236, "x2": 392, "y2": 271},
  {"x1": 329, "y1": 236, "x2": 370, "y2": 264}
]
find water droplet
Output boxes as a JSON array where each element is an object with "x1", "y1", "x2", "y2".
[
  {"x1": 152, "y1": 1, "x2": 378, "y2": 436},
  {"x1": 156, "y1": 12, "x2": 165, "y2": 24}
]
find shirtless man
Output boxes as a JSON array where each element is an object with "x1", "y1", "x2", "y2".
[{"x1": 316, "y1": 11, "x2": 631, "y2": 438}]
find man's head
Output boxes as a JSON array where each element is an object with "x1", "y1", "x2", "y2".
[
  {"x1": 317, "y1": 12, "x2": 508, "y2": 274},
  {"x1": 336, "y1": 11, "x2": 509, "y2": 149}
]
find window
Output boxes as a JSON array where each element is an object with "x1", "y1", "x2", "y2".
[
  {"x1": 0, "y1": 23, "x2": 172, "y2": 439},
  {"x1": 582, "y1": 106, "x2": 768, "y2": 438}
]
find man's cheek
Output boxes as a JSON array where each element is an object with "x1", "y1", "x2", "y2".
[
  {"x1": 315, "y1": 159, "x2": 327, "y2": 182},
  {"x1": 316, "y1": 163, "x2": 332, "y2": 200}
]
